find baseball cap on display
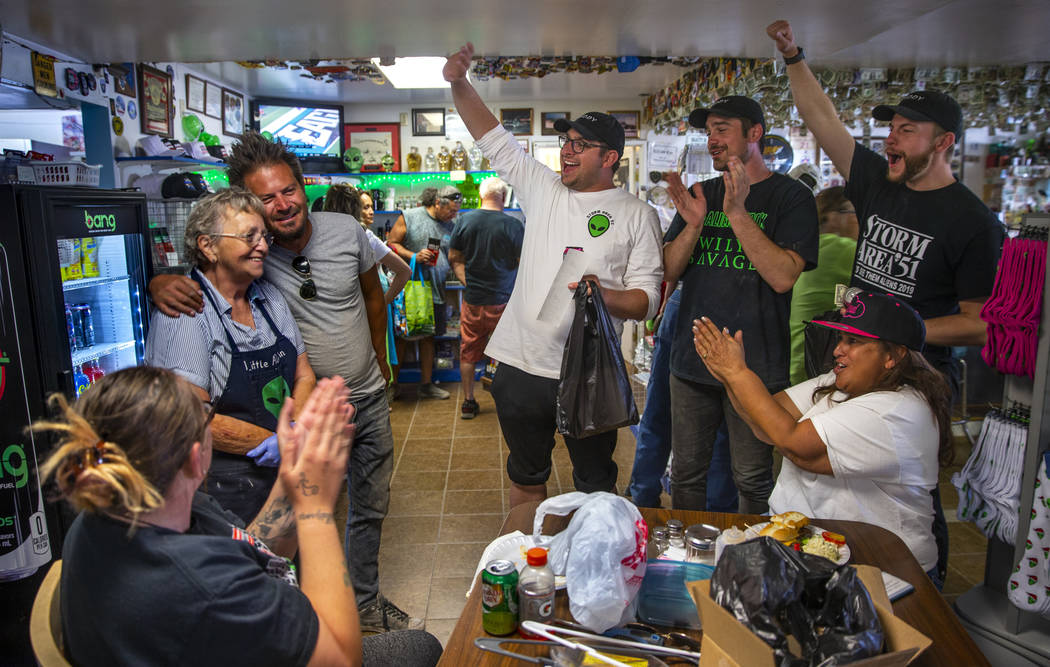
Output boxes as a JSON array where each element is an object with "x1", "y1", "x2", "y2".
[
  {"x1": 689, "y1": 96, "x2": 766, "y2": 133},
  {"x1": 437, "y1": 185, "x2": 462, "y2": 201},
  {"x1": 553, "y1": 112, "x2": 625, "y2": 156},
  {"x1": 872, "y1": 90, "x2": 963, "y2": 138},
  {"x1": 807, "y1": 291, "x2": 925, "y2": 351}
]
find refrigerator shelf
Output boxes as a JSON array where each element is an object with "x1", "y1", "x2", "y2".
[
  {"x1": 62, "y1": 275, "x2": 130, "y2": 292},
  {"x1": 72, "y1": 340, "x2": 137, "y2": 366}
]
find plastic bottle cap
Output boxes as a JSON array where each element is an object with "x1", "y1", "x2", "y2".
[{"x1": 525, "y1": 547, "x2": 548, "y2": 566}]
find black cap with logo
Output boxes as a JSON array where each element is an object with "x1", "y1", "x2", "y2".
[
  {"x1": 689, "y1": 96, "x2": 766, "y2": 134},
  {"x1": 553, "y1": 112, "x2": 625, "y2": 157},
  {"x1": 807, "y1": 291, "x2": 926, "y2": 351},
  {"x1": 872, "y1": 90, "x2": 963, "y2": 138}
]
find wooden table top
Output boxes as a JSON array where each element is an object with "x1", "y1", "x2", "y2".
[{"x1": 437, "y1": 502, "x2": 990, "y2": 666}]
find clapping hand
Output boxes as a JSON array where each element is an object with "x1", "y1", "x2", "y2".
[
  {"x1": 693, "y1": 316, "x2": 747, "y2": 384},
  {"x1": 277, "y1": 377, "x2": 355, "y2": 511},
  {"x1": 665, "y1": 172, "x2": 707, "y2": 229},
  {"x1": 722, "y1": 157, "x2": 751, "y2": 215}
]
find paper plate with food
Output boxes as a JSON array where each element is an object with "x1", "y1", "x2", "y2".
[{"x1": 744, "y1": 511, "x2": 850, "y2": 565}]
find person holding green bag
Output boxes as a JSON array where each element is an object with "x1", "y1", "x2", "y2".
[{"x1": 387, "y1": 185, "x2": 462, "y2": 400}]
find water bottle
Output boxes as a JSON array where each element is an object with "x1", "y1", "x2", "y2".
[{"x1": 517, "y1": 547, "x2": 555, "y2": 638}]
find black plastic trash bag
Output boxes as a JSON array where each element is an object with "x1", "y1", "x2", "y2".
[
  {"x1": 710, "y1": 537, "x2": 883, "y2": 667},
  {"x1": 556, "y1": 280, "x2": 639, "y2": 439},
  {"x1": 804, "y1": 309, "x2": 843, "y2": 380}
]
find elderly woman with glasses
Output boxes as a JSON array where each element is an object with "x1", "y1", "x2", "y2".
[{"x1": 146, "y1": 188, "x2": 316, "y2": 524}]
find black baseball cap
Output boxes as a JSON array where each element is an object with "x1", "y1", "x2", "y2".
[
  {"x1": 872, "y1": 90, "x2": 963, "y2": 138},
  {"x1": 553, "y1": 112, "x2": 625, "y2": 157},
  {"x1": 689, "y1": 96, "x2": 766, "y2": 134},
  {"x1": 807, "y1": 291, "x2": 925, "y2": 351}
]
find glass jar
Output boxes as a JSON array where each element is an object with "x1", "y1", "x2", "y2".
[
  {"x1": 651, "y1": 526, "x2": 669, "y2": 555},
  {"x1": 666, "y1": 519, "x2": 685, "y2": 549},
  {"x1": 684, "y1": 524, "x2": 720, "y2": 565}
]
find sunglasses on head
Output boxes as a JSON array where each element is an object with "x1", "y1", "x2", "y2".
[
  {"x1": 291, "y1": 255, "x2": 317, "y2": 300},
  {"x1": 442, "y1": 192, "x2": 462, "y2": 202}
]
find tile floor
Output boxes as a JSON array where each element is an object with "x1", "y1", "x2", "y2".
[{"x1": 367, "y1": 380, "x2": 988, "y2": 647}]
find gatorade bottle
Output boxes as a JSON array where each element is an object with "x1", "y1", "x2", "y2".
[
  {"x1": 73, "y1": 364, "x2": 91, "y2": 398},
  {"x1": 517, "y1": 547, "x2": 555, "y2": 638}
]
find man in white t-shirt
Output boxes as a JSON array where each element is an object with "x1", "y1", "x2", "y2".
[{"x1": 444, "y1": 43, "x2": 663, "y2": 507}]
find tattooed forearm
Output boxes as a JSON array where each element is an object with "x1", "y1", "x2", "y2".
[
  {"x1": 297, "y1": 511, "x2": 335, "y2": 524},
  {"x1": 248, "y1": 497, "x2": 293, "y2": 538}
]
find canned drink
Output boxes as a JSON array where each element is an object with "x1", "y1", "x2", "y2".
[
  {"x1": 481, "y1": 559, "x2": 519, "y2": 636},
  {"x1": 65, "y1": 304, "x2": 76, "y2": 351},
  {"x1": 77, "y1": 304, "x2": 95, "y2": 347},
  {"x1": 70, "y1": 304, "x2": 86, "y2": 349}
]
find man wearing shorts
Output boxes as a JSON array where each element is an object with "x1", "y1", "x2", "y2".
[{"x1": 448, "y1": 177, "x2": 524, "y2": 418}]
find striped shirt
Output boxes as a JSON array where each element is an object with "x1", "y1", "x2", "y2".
[{"x1": 145, "y1": 273, "x2": 306, "y2": 399}]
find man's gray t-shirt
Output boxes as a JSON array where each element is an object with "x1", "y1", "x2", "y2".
[{"x1": 263, "y1": 212, "x2": 383, "y2": 396}]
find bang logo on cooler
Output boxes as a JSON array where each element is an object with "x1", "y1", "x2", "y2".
[{"x1": 586, "y1": 210, "x2": 613, "y2": 238}]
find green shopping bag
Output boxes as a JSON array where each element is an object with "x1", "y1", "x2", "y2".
[{"x1": 395, "y1": 255, "x2": 435, "y2": 338}]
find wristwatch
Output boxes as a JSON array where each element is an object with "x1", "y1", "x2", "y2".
[{"x1": 783, "y1": 47, "x2": 805, "y2": 65}]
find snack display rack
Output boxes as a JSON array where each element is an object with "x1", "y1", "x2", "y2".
[{"x1": 954, "y1": 213, "x2": 1050, "y2": 664}]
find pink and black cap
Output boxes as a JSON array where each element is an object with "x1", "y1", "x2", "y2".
[{"x1": 807, "y1": 291, "x2": 926, "y2": 351}]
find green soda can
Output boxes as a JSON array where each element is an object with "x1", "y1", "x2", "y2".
[{"x1": 481, "y1": 559, "x2": 519, "y2": 635}]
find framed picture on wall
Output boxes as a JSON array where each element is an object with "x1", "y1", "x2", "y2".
[
  {"x1": 204, "y1": 81, "x2": 222, "y2": 118},
  {"x1": 412, "y1": 108, "x2": 445, "y2": 136},
  {"x1": 345, "y1": 122, "x2": 401, "y2": 172},
  {"x1": 138, "y1": 64, "x2": 173, "y2": 137},
  {"x1": 609, "y1": 110, "x2": 640, "y2": 139},
  {"x1": 540, "y1": 111, "x2": 569, "y2": 135},
  {"x1": 501, "y1": 108, "x2": 533, "y2": 135},
  {"x1": 221, "y1": 88, "x2": 245, "y2": 138},
  {"x1": 185, "y1": 74, "x2": 205, "y2": 114}
]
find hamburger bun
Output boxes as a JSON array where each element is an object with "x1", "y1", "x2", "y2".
[
  {"x1": 771, "y1": 511, "x2": 810, "y2": 531},
  {"x1": 758, "y1": 522, "x2": 798, "y2": 544}
]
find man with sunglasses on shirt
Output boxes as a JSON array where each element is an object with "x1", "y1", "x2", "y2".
[
  {"x1": 386, "y1": 185, "x2": 462, "y2": 400},
  {"x1": 148, "y1": 133, "x2": 421, "y2": 634},
  {"x1": 443, "y1": 44, "x2": 663, "y2": 508}
]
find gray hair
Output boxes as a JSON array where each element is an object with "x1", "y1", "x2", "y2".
[
  {"x1": 184, "y1": 188, "x2": 267, "y2": 267},
  {"x1": 479, "y1": 177, "x2": 509, "y2": 201}
]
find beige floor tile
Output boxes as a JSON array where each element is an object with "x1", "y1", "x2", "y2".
[
  {"x1": 382, "y1": 516, "x2": 441, "y2": 544},
  {"x1": 377, "y1": 577, "x2": 431, "y2": 620},
  {"x1": 444, "y1": 489, "x2": 504, "y2": 515},
  {"x1": 439, "y1": 514, "x2": 504, "y2": 543},
  {"x1": 432, "y1": 542, "x2": 489, "y2": 578},
  {"x1": 388, "y1": 489, "x2": 444, "y2": 516},
  {"x1": 397, "y1": 452, "x2": 451, "y2": 473},
  {"x1": 426, "y1": 576, "x2": 474, "y2": 619},
  {"x1": 392, "y1": 470, "x2": 449, "y2": 491},
  {"x1": 446, "y1": 469, "x2": 503, "y2": 490},
  {"x1": 943, "y1": 563, "x2": 978, "y2": 595},
  {"x1": 378, "y1": 542, "x2": 436, "y2": 578},
  {"x1": 940, "y1": 481, "x2": 959, "y2": 512},
  {"x1": 452, "y1": 436, "x2": 502, "y2": 454},
  {"x1": 423, "y1": 618, "x2": 459, "y2": 648},
  {"x1": 449, "y1": 450, "x2": 502, "y2": 470},
  {"x1": 402, "y1": 437, "x2": 453, "y2": 455},
  {"x1": 409, "y1": 423, "x2": 459, "y2": 439},
  {"x1": 455, "y1": 417, "x2": 502, "y2": 436},
  {"x1": 950, "y1": 552, "x2": 988, "y2": 583},
  {"x1": 948, "y1": 520, "x2": 990, "y2": 555}
]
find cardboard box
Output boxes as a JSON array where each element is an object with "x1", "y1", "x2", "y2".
[{"x1": 687, "y1": 565, "x2": 931, "y2": 667}]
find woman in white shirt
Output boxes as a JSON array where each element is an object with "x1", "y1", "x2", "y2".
[{"x1": 692, "y1": 291, "x2": 951, "y2": 586}]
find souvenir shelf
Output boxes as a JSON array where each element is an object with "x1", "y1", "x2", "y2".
[{"x1": 954, "y1": 213, "x2": 1050, "y2": 665}]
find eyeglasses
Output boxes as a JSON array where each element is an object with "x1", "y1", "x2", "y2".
[
  {"x1": 291, "y1": 255, "x2": 317, "y2": 301},
  {"x1": 201, "y1": 399, "x2": 217, "y2": 426},
  {"x1": 559, "y1": 135, "x2": 606, "y2": 154},
  {"x1": 837, "y1": 208, "x2": 857, "y2": 216},
  {"x1": 213, "y1": 230, "x2": 273, "y2": 247}
]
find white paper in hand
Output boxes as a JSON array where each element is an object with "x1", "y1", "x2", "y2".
[{"x1": 537, "y1": 248, "x2": 588, "y2": 323}]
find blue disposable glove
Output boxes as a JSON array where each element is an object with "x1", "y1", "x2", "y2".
[{"x1": 247, "y1": 433, "x2": 280, "y2": 467}]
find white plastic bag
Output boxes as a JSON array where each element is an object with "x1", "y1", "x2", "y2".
[{"x1": 532, "y1": 491, "x2": 648, "y2": 632}]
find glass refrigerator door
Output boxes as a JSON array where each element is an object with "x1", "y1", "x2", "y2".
[{"x1": 57, "y1": 232, "x2": 146, "y2": 396}]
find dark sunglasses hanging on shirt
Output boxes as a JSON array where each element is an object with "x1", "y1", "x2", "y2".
[{"x1": 291, "y1": 255, "x2": 317, "y2": 301}]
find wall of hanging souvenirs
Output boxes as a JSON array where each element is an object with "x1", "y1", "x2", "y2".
[{"x1": 644, "y1": 60, "x2": 1050, "y2": 135}]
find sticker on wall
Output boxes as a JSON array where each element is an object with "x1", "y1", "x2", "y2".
[
  {"x1": 112, "y1": 116, "x2": 124, "y2": 136},
  {"x1": 166, "y1": 65, "x2": 175, "y2": 78},
  {"x1": 115, "y1": 97, "x2": 126, "y2": 116},
  {"x1": 127, "y1": 100, "x2": 137, "y2": 120},
  {"x1": 64, "y1": 68, "x2": 79, "y2": 91}
]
